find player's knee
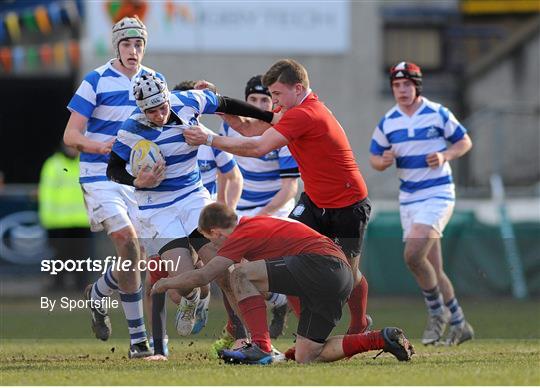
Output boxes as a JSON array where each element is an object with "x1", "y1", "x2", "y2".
[
  {"x1": 404, "y1": 247, "x2": 423, "y2": 268},
  {"x1": 229, "y1": 266, "x2": 247, "y2": 285},
  {"x1": 214, "y1": 274, "x2": 229, "y2": 291},
  {"x1": 110, "y1": 227, "x2": 137, "y2": 249}
]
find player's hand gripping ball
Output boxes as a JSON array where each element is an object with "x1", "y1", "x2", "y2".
[{"x1": 130, "y1": 140, "x2": 164, "y2": 176}]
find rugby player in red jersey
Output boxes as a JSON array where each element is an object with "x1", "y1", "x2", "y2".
[
  {"x1": 152, "y1": 203, "x2": 414, "y2": 364},
  {"x1": 185, "y1": 59, "x2": 371, "y2": 335}
]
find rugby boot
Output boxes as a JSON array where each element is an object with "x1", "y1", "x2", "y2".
[
  {"x1": 84, "y1": 284, "x2": 111, "y2": 341},
  {"x1": 444, "y1": 321, "x2": 474, "y2": 346}
]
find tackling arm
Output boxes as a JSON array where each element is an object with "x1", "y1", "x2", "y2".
[
  {"x1": 216, "y1": 96, "x2": 274, "y2": 125},
  {"x1": 151, "y1": 256, "x2": 234, "y2": 296},
  {"x1": 221, "y1": 114, "x2": 271, "y2": 137},
  {"x1": 211, "y1": 127, "x2": 289, "y2": 158}
]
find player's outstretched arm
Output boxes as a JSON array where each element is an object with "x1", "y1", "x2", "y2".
[
  {"x1": 221, "y1": 114, "x2": 270, "y2": 137},
  {"x1": 220, "y1": 109, "x2": 282, "y2": 137},
  {"x1": 194, "y1": 80, "x2": 272, "y2": 136},
  {"x1": 185, "y1": 126, "x2": 288, "y2": 158},
  {"x1": 194, "y1": 79, "x2": 217, "y2": 94},
  {"x1": 214, "y1": 95, "x2": 278, "y2": 137},
  {"x1": 152, "y1": 256, "x2": 234, "y2": 295}
]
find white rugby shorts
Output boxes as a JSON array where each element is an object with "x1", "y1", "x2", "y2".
[
  {"x1": 81, "y1": 181, "x2": 138, "y2": 234},
  {"x1": 400, "y1": 197, "x2": 454, "y2": 240},
  {"x1": 136, "y1": 189, "x2": 213, "y2": 256}
]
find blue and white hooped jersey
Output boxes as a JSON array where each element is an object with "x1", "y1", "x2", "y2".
[
  {"x1": 197, "y1": 144, "x2": 237, "y2": 196},
  {"x1": 370, "y1": 97, "x2": 467, "y2": 205},
  {"x1": 112, "y1": 89, "x2": 220, "y2": 211},
  {"x1": 221, "y1": 122, "x2": 299, "y2": 210},
  {"x1": 67, "y1": 60, "x2": 165, "y2": 184}
]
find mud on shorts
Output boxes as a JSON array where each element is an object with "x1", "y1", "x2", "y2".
[
  {"x1": 266, "y1": 254, "x2": 354, "y2": 343},
  {"x1": 81, "y1": 181, "x2": 138, "y2": 234},
  {"x1": 136, "y1": 189, "x2": 212, "y2": 257}
]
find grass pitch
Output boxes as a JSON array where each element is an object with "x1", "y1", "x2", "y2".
[{"x1": 1, "y1": 296, "x2": 539, "y2": 385}]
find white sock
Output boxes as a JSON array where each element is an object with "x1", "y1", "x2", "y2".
[
  {"x1": 446, "y1": 298, "x2": 465, "y2": 326},
  {"x1": 91, "y1": 267, "x2": 118, "y2": 301}
]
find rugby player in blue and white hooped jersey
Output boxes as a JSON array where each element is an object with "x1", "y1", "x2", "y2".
[
  {"x1": 197, "y1": 144, "x2": 242, "y2": 207},
  {"x1": 63, "y1": 16, "x2": 160, "y2": 358},
  {"x1": 369, "y1": 62, "x2": 474, "y2": 346},
  {"x1": 221, "y1": 75, "x2": 300, "y2": 217},
  {"x1": 173, "y1": 80, "x2": 243, "y2": 208},
  {"x1": 107, "y1": 75, "x2": 278, "y2": 358}
]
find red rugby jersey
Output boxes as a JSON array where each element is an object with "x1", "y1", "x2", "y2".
[
  {"x1": 217, "y1": 216, "x2": 348, "y2": 264},
  {"x1": 274, "y1": 93, "x2": 367, "y2": 208}
]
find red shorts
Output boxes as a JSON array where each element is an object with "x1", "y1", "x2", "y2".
[{"x1": 147, "y1": 255, "x2": 168, "y2": 285}]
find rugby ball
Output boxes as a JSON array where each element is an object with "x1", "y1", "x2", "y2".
[{"x1": 130, "y1": 140, "x2": 164, "y2": 176}]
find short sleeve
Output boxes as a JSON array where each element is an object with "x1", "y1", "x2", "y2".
[
  {"x1": 67, "y1": 71, "x2": 99, "y2": 118},
  {"x1": 439, "y1": 107, "x2": 467, "y2": 144},
  {"x1": 369, "y1": 117, "x2": 391, "y2": 155}
]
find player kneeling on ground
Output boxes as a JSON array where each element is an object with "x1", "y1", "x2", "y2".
[
  {"x1": 152, "y1": 203, "x2": 414, "y2": 364},
  {"x1": 107, "y1": 75, "x2": 281, "y2": 359}
]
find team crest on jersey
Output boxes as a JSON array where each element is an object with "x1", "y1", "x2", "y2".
[
  {"x1": 199, "y1": 160, "x2": 212, "y2": 172},
  {"x1": 426, "y1": 126, "x2": 439, "y2": 138},
  {"x1": 263, "y1": 150, "x2": 278, "y2": 161}
]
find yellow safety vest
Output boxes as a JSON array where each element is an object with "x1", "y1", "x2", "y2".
[{"x1": 38, "y1": 152, "x2": 89, "y2": 229}]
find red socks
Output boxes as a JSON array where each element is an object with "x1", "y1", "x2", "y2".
[
  {"x1": 238, "y1": 295, "x2": 272, "y2": 352},
  {"x1": 347, "y1": 276, "x2": 369, "y2": 334},
  {"x1": 287, "y1": 296, "x2": 301, "y2": 318},
  {"x1": 286, "y1": 332, "x2": 384, "y2": 360},
  {"x1": 284, "y1": 346, "x2": 296, "y2": 360},
  {"x1": 342, "y1": 330, "x2": 385, "y2": 357}
]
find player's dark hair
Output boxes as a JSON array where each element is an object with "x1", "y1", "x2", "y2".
[
  {"x1": 173, "y1": 80, "x2": 196, "y2": 91},
  {"x1": 263, "y1": 59, "x2": 309, "y2": 88},
  {"x1": 198, "y1": 203, "x2": 238, "y2": 234}
]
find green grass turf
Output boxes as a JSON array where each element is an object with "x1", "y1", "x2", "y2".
[{"x1": 1, "y1": 296, "x2": 539, "y2": 385}]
